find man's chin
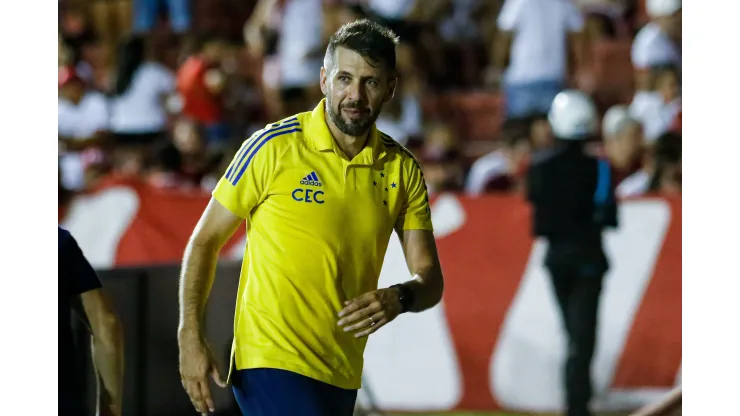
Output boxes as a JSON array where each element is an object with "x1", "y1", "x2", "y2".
[{"x1": 339, "y1": 119, "x2": 372, "y2": 135}]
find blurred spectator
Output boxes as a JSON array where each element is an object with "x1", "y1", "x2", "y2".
[
  {"x1": 631, "y1": 64, "x2": 680, "y2": 143},
  {"x1": 110, "y1": 36, "x2": 176, "y2": 147},
  {"x1": 466, "y1": 121, "x2": 531, "y2": 195},
  {"x1": 146, "y1": 141, "x2": 187, "y2": 189},
  {"x1": 87, "y1": 0, "x2": 131, "y2": 47},
  {"x1": 375, "y1": 94, "x2": 423, "y2": 147},
  {"x1": 365, "y1": 0, "x2": 449, "y2": 86},
  {"x1": 617, "y1": 131, "x2": 680, "y2": 197},
  {"x1": 491, "y1": 0, "x2": 585, "y2": 118},
  {"x1": 60, "y1": 4, "x2": 98, "y2": 65},
  {"x1": 133, "y1": 0, "x2": 192, "y2": 34},
  {"x1": 58, "y1": 66, "x2": 111, "y2": 191},
  {"x1": 528, "y1": 112, "x2": 555, "y2": 150},
  {"x1": 143, "y1": 118, "x2": 224, "y2": 190},
  {"x1": 172, "y1": 118, "x2": 223, "y2": 188},
  {"x1": 375, "y1": 47, "x2": 424, "y2": 147},
  {"x1": 244, "y1": 0, "x2": 283, "y2": 119},
  {"x1": 176, "y1": 34, "x2": 231, "y2": 146},
  {"x1": 602, "y1": 105, "x2": 644, "y2": 183},
  {"x1": 436, "y1": 0, "x2": 490, "y2": 88},
  {"x1": 575, "y1": 0, "x2": 630, "y2": 40},
  {"x1": 421, "y1": 122, "x2": 465, "y2": 193},
  {"x1": 630, "y1": 0, "x2": 681, "y2": 115},
  {"x1": 245, "y1": 0, "x2": 325, "y2": 119},
  {"x1": 75, "y1": 37, "x2": 115, "y2": 92}
]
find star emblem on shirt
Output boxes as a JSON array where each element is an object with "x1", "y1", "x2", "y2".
[{"x1": 391, "y1": 182, "x2": 397, "y2": 188}]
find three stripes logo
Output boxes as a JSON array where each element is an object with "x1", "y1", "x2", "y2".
[
  {"x1": 300, "y1": 171, "x2": 322, "y2": 187},
  {"x1": 225, "y1": 117, "x2": 302, "y2": 186}
]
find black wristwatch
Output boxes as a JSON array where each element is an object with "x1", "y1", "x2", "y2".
[{"x1": 390, "y1": 283, "x2": 415, "y2": 313}]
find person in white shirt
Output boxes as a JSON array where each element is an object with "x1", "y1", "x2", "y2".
[
  {"x1": 58, "y1": 66, "x2": 110, "y2": 191},
  {"x1": 466, "y1": 123, "x2": 531, "y2": 195},
  {"x1": 631, "y1": 64, "x2": 681, "y2": 143},
  {"x1": 617, "y1": 131, "x2": 680, "y2": 198},
  {"x1": 109, "y1": 36, "x2": 176, "y2": 147},
  {"x1": 493, "y1": 0, "x2": 585, "y2": 118},
  {"x1": 630, "y1": 0, "x2": 681, "y2": 116},
  {"x1": 245, "y1": 0, "x2": 326, "y2": 118}
]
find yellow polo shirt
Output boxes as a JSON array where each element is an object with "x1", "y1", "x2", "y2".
[{"x1": 213, "y1": 100, "x2": 433, "y2": 389}]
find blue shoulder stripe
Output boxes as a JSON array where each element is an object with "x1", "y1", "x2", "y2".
[
  {"x1": 594, "y1": 159, "x2": 611, "y2": 205},
  {"x1": 231, "y1": 127, "x2": 302, "y2": 185},
  {"x1": 380, "y1": 132, "x2": 425, "y2": 177},
  {"x1": 225, "y1": 133, "x2": 262, "y2": 180},
  {"x1": 226, "y1": 122, "x2": 301, "y2": 183},
  {"x1": 271, "y1": 116, "x2": 297, "y2": 128}
]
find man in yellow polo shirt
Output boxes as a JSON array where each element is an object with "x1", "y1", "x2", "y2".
[{"x1": 177, "y1": 19, "x2": 444, "y2": 416}]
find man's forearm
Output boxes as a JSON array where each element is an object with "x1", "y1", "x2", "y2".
[
  {"x1": 91, "y1": 321, "x2": 124, "y2": 413},
  {"x1": 401, "y1": 266, "x2": 444, "y2": 312},
  {"x1": 178, "y1": 240, "x2": 221, "y2": 333}
]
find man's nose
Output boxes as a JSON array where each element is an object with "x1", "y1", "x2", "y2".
[{"x1": 345, "y1": 80, "x2": 366, "y2": 102}]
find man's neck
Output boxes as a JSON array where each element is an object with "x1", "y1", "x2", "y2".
[{"x1": 325, "y1": 113, "x2": 369, "y2": 160}]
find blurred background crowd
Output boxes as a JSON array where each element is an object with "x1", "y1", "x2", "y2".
[{"x1": 58, "y1": 0, "x2": 681, "y2": 204}]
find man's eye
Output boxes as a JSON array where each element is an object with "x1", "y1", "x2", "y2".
[
  {"x1": 338, "y1": 76, "x2": 349, "y2": 82},
  {"x1": 367, "y1": 80, "x2": 378, "y2": 87}
]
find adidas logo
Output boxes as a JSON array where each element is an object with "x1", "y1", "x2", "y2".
[{"x1": 300, "y1": 171, "x2": 322, "y2": 187}]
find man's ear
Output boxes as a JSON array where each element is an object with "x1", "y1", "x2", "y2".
[
  {"x1": 384, "y1": 76, "x2": 398, "y2": 104},
  {"x1": 320, "y1": 67, "x2": 328, "y2": 96}
]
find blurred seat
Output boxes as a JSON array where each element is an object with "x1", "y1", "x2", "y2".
[
  {"x1": 422, "y1": 91, "x2": 505, "y2": 142},
  {"x1": 588, "y1": 40, "x2": 634, "y2": 111},
  {"x1": 193, "y1": 0, "x2": 256, "y2": 37},
  {"x1": 422, "y1": 91, "x2": 504, "y2": 166}
]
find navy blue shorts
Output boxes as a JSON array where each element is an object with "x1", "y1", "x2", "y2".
[{"x1": 231, "y1": 368, "x2": 357, "y2": 416}]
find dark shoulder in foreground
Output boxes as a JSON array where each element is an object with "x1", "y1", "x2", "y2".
[
  {"x1": 529, "y1": 145, "x2": 568, "y2": 168},
  {"x1": 379, "y1": 131, "x2": 423, "y2": 168},
  {"x1": 59, "y1": 226, "x2": 72, "y2": 248}
]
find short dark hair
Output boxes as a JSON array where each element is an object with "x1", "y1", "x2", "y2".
[{"x1": 324, "y1": 19, "x2": 400, "y2": 73}]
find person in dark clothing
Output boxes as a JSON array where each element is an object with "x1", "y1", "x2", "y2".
[
  {"x1": 526, "y1": 90, "x2": 618, "y2": 416},
  {"x1": 59, "y1": 226, "x2": 125, "y2": 415}
]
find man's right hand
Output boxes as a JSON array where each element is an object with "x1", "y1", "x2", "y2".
[{"x1": 178, "y1": 330, "x2": 227, "y2": 414}]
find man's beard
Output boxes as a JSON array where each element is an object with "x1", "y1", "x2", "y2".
[{"x1": 326, "y1": 98, "x2": 381, "y2": 137}]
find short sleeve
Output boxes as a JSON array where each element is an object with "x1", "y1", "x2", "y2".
[
  {"x1": 212, "y1": 130, "x2": 279, "y2": 218},
  {"x1": 396, "y1": 158, "x2": 433, "y2": 231},
  {"x1": 497, "y1": 0, "x2": 524, "y2": 31},
  {"x1": 59, "y1": 227, "x2": 102, "y2": 296}
]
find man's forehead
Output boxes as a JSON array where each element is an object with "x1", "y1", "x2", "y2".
[{"x1": 332, "y1": 47, "x2": 387, "y2": 77}]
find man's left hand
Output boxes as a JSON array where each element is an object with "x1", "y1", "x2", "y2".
[{"x1": 337, "y1": 288, "x2": 403, "y2": 338}]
